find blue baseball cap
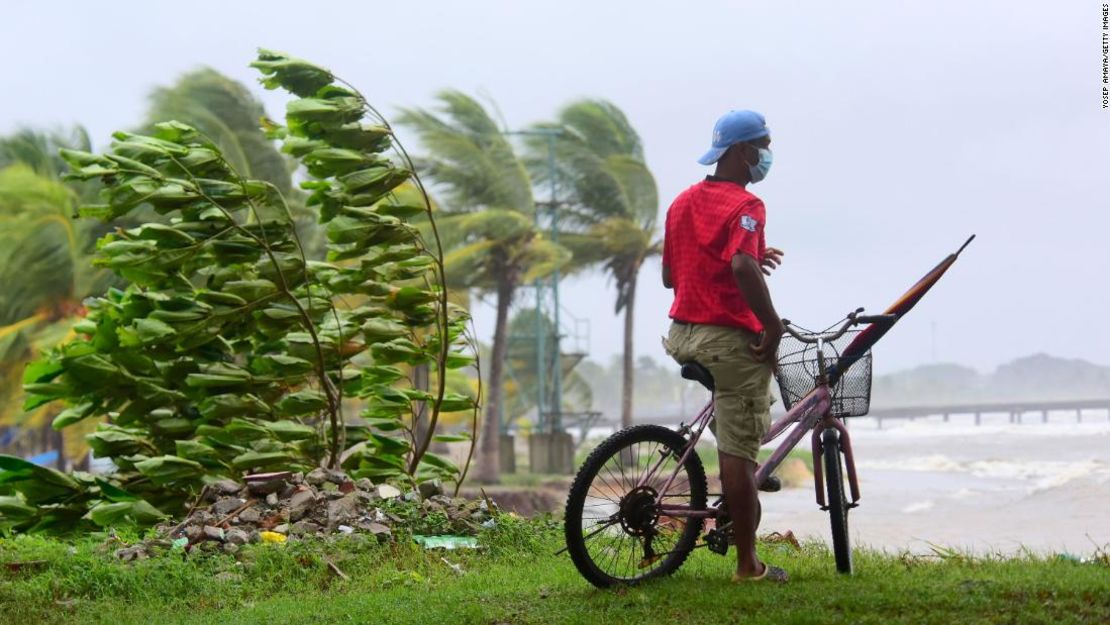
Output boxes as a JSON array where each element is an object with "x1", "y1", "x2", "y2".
[{"x1": 697, "y1": 110, "x2": 770, "y2": 165}]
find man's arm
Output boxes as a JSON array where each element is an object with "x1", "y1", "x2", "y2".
[
  {"x1": 662, "y1": 263, "x2": 673, "y2": 289},
  {"x1": 731, "y1": 253, "x2": 783, "y2": 362}
]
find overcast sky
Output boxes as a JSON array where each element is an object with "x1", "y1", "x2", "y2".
[{"x1": 3, "y1": 1, "x2": 1107, "y2": 374}]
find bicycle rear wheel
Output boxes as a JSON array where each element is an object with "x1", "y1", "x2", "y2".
[
  {"x1": 822, "y1": 427, "x2": 853, "y2": 574},
  {"x1": 564, "y1": 424, "x2": 707, "y2": 587}
]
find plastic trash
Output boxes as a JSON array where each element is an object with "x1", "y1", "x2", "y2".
[
  {"x1": 412, "y1": 535, "x2": 479, "y2": 550},
  {"x1": 260, "y1": 531, "x2": 287, "y2": 544}
]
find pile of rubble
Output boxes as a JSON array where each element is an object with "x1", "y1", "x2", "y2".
[{"x1": 114, "y1": 469, "x2": 496, "y2": 561}]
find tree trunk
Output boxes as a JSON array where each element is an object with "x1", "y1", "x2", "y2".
[
  {"x1": 475, "y1": 277, "x2": 514, "y2": 484},
  {"x1": 620, "y1": 273, "x2": 638, "y2": 430}
]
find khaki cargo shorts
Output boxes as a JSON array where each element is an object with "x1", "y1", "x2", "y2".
[{"x1": 663, "y1": 322, "x2": 774, "y2": 463}]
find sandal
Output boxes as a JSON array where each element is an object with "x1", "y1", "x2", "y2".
[{"x1": 732, "y1": 563, "x2": 789, "y2": 583}]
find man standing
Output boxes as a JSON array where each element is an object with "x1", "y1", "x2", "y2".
[{"x1": 661, "y1": 109, "x2": 787, "y2": 582}]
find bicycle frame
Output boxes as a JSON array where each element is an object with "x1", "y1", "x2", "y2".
[{"x1": 636, "y1": 381, "x2": 861, "y2": 520}]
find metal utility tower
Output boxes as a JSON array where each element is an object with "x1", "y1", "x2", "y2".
[{"x1": 502, "y1": 128, "x2": 572, "y2": 434}]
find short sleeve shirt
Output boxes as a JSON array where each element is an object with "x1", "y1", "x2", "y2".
[{"x1": 662, "y1": 177, "x2": 767, "y2": 333}]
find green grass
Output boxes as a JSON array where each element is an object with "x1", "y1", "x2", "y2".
[{"x1": 2, "y1": 518, "x2": 1107, "y2": 625}]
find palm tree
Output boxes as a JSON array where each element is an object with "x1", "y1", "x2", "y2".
[
  {"x1": 146, "y1": 68, "x2": 292, "y2": 195},
  {"x1": 0, "y1": 126, "x2": 92, "y2": 180},
  {"x1": 397, "y1": 91, "x2": 569, "y2": 483},
  {"x1": 0, "y1": 163, "x2": 101, "y2": 467},
  {"x1": 527, "y1": 100, "x2": 660, "y2": 430}
]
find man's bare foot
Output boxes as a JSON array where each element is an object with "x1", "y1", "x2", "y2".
[{"x1": 731, "y1": 563, "x2": 789, "y2": 583}]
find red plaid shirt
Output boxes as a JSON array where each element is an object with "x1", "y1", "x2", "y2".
[{"x1": 662, "y1": 177, "x2": 766, "y2": 333}]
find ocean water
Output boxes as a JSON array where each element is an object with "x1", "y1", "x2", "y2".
[
  {"x1": 573, "y1": 413, "x2": 1110, "y2": 555},
  {"x1": 760, "y1": 417, "x2": 1110, "y2": 555}
]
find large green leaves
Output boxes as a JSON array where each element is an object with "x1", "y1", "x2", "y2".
[{"x1": 3, "y1": 50, "x2": 476, "y2": 535}]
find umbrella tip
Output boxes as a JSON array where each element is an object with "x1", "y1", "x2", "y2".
[{"x1": 956, "y1": 234, "x2": 976, "y2": 256}]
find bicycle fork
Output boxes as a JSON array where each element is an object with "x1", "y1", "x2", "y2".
[{"x1": 811, "y1": 416, "x2": 861, "y2": 509}]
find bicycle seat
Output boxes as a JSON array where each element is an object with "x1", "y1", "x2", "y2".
[{"x1": 680, "y1": 362, "x2": 715, "y2": 391}]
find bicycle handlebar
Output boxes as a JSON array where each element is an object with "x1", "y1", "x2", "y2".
[{"x1": 780, "y1": 311, "x2": 896, "y2": 344}]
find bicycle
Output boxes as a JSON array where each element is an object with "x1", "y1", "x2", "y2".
[{"x1": 561, "y1": 236, "x2": 974, "y2": 587}]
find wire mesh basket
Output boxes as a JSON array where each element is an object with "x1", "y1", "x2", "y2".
[{"x1": 774, "y1": 328, "x2": 873, "y2": 418}]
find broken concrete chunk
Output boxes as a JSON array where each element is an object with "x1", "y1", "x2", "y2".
[
  {"x1": 203, "y1": 526, "x2": 225, "y2": 542},
  {"x1": 327, "y1": 493, "x2": 360, "y2": 526},
  {"x1": 359, "y1": 521, "x2": 391, "y2": 536},
  {"x1": 212, "y1": 497, "x2": 244, "y2": 516},
  {"x1": 418, "y1": 480, "x2": 444, "y2": 499},
  {"x1": 245, "y1": 471, "x2": 292, "y2": 496},
  {"x1": 184, "y1": 525, "x2": 204, "y2": 543},
  {"x1": 376, "y1": 484, "x2": 402, "y2": 499},
  {"x1": 305, "y1": 467, "x2": 329, "y2": 486},
  {"x1": 290, "y1": 520, "x2": 322, "y2": 536},
  {"x1": 225, "y1": 529, "x2": 250, "y2": 546},
  {"x1": 212, "y1": 479, "x2": 243, "y2": 496},
  {"x1": 288, "y1": 489, "x2": 317, "y2": 522}
]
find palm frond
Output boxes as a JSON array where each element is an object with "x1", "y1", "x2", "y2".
[
  {"x1": 0, "y1": 126, "x2": 91, "y2": 179},
  {"x1": 396, "y1": 91, "x2": 534, "y2": 215},
  {"x1": 518, "y1": 238, "x2": 571, "y2": 283},
  {"x1": 146, "y1": 67, "x2": 292, "y2": 195}
]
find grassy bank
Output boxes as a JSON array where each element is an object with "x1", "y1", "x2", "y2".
[{"x1": 1, "y1": 518, "x2": 1107, "y2": 625}]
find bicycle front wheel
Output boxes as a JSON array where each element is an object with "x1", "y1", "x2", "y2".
[
  {"x1": 822, "y1": 427, "x2": 853, "y2": 574},
  {"x1": 564, "y1": 424, "x2": 707, "y2": 587}
]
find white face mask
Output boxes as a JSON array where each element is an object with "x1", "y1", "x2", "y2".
[{"x1": 748, "y1": 147, "x2": 773, "y2": 183}]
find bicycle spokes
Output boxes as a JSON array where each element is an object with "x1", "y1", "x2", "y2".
[{"x1": 577, "y1": 438, "x2": 697, "y2": 580}]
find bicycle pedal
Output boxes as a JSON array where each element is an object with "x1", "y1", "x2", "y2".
[{"x1": 704, "y1": 529, "x2": 730, "y2": 555}]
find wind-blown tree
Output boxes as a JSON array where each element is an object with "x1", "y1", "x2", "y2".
[
  {"x1": 527, "y1": 100, "x2": 659, "y2": 430},
  {"x1": 145, "y1": 69, "x2": 326, "y2": 260},
  {"x1": 398, "y1": 91, "x2": 569, "y2": 484},
  {"x1": 0, "y1": 50, "x2": 479, "y2": 534}
]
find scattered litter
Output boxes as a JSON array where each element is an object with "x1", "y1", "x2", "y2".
[
  {"x1": 326, "y1": 559, "x2": 350, "y2": 581},
  {"x1": 103, "y1": 469, "x2": 498, "y2": 561},
  {"x1": 413, "y1": 535, "x2": 479, "y2": 550},
  {"x1": 260, "y1": 531, "x2": 287, "y2": 544},
  {"x1": 761, "y1": 530, "x2": 802, "y2": 551},
  {"x1": 440, "y1": 557, "x2": 464, "y2": 575}
]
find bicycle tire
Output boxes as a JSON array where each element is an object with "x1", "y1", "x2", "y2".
[
  {"x1": 822, "y1": 427, "x2": 853, "y2": 574},
  {"x1": 564, "y1": 424, "x2": 708, "y2": 587}
]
